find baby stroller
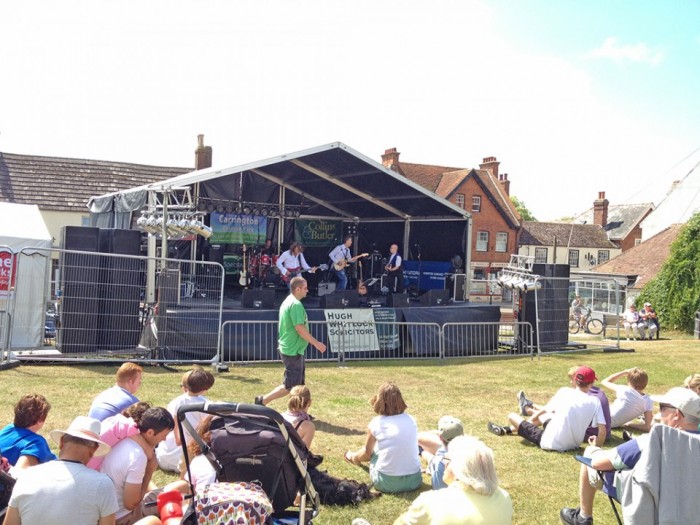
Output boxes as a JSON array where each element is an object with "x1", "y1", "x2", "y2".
[{"x1": 177, "y1": 401, "x2": 320, "y2": 524}]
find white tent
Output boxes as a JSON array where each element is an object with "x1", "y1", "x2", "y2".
[{"x1": 0, "y1": 202, "x2": 53, "y2": 349}]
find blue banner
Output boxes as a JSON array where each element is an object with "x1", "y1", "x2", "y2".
[
  {"x1": 210, "y1": 213, "x2": 267, "y2": 244},
  {"x1": 403, "y1": 260, "x2": 452, "y2": 290}
]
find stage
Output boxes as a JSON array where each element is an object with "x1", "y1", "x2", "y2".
[{"x1": 158, "y1": 288, "x2": 501, "y2": 361}]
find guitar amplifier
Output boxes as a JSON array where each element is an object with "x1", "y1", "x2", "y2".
[
  {"x1": 317, "y1": 281, "x2": 336, "y2": 297},
  {"x1": 444, "y1": 273, "x2": 468, "y2": 302}
]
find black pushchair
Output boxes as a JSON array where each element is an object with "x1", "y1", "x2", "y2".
[{"x1": 177, "y1": 401, "x2": 320, "y2": 524}]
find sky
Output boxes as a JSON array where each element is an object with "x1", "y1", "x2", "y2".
[{"x1": 1, "y1": 0, "x2": 699, "y2": 221}]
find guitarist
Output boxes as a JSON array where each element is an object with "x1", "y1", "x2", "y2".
[
  {"x1": 385, "y1": 243, "x2": 404, "y2": 293},
  {"x1": 276, "y1": 242, "x2": 318, "y2": 285},
  {"x1": 329, "y1": 235, "x2": 369, "y2": 291}
]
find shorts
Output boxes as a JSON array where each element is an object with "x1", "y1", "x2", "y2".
[
  {"x1": 369, "y1": 453, "x2": 422, "y2": 494},
  {"x1": 115, "y1": 488, "x2": 162, "y2": 525},
  {"x1": 281, "y1": 353, "x2": 305, "y2": 390},
  {"x1": 518, "y1": 420, "x2": 544, "y2": 446},
  {"x1": 583, "y1": 446, "x2": 617, "y2": 500}
]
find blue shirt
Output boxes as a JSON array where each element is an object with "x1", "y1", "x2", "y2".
[
  {"x1": 0, "y1": 424, "x2": 56, "y2": 465},
  {"x1": 428, "y1": 446, "x2": 448, "y2": 490},
  {"x1": 88, "y1": 386, "x2": 139, "y2": 421}
]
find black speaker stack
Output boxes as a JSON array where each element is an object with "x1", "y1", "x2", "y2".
[
  {"x1": 242, "y1": 289, "x2": 276, "y2": 309},
  {"x1": 321, "y1": 290, "x2": 360, "y2": 309},
  {"x1": 58, "y1": 226, "x2": 142, "y2": 354},
  {"x1": 520, "y1": 263, "x2": 570, "y2": 350},
  {"x1": 419, "y1": 289, "x2": 450, "y2": 307}
]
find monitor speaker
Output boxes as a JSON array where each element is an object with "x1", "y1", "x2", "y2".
[
  {"x1": 387, "y1": 293, "x2": 410, "y2": 308},
  {"x1": 321, "y1": 290, "x2": 359, "y2": 309},
  {"x1": 242, "y1": 289, "x2": 275, "y2": 309},
  {"x1": 419, "y1": 289, "x2": 450, "y2": 306}
]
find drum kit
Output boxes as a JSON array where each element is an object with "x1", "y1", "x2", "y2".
[{"x1": 248, "y1": 251, "x2": 280, "y2": 286}]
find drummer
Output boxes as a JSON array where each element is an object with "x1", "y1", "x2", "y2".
[
  {"x1": 260, "y1": 238, "x2": 274, "y2": 257},
  {"x1": 276, "y1": 242, "x2": 317, "y2": 283}
]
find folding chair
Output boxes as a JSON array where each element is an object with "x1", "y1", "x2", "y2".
[{"x1": 575, "y1": 455, "x2": 622, "y2": 525}]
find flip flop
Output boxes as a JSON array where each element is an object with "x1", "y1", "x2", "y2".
[{"x1": 344, "y1": 451, "x2": 355, "y2": 465}]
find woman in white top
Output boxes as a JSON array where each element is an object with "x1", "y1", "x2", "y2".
[{"x1": 344, "y1": 382, "x2": 422, "y2": 493}]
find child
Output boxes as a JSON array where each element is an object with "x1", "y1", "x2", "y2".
[
  {"x1": 282, "y1": 385, "x2": 315, "y2": 449},
  {"x1": 601, "y1": 367, "x2": 653, "y2": 431},
  {"x1": 87, "y1": 401, "x2": 151, "y2": 470},
  {"x1": 417, "y1": 415, "x2": 464, "y2": 489},
  {"x1": 156, "y1": 367, "x2": 215, "y2": 472}
]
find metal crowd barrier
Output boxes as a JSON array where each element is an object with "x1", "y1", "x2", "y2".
[{"x1": 219, "y1": 319, "x2": 536, "y2": 365}]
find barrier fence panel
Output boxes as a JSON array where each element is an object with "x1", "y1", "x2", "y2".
[
  {"x1": 10, "y1": 247, "x2": 224, "y2": 362},
  {"x1": 442, "y1": 321, "x2": 535, "y2": 358}
]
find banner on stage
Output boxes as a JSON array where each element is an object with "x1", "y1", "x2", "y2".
[
  {"x1": 295, "y1": 219, "x2": 341, "y2": 247},
  {"x1": 403, "y1": 260, "x2": 453, "y2": 290},
  {"x1": 373, "y1": 308, "x2": 400, "y2": 350},
  {"x1": 324, "y1": 308, "x2": 380, "y2": 353},
  {"x1": 210, "y1": 213, "x2": 267, "y2": 244}
]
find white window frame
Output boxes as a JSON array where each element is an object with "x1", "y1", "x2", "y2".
[
  {"x1": 476, "y1": 231, "x2": 489, "y2": 252},
  {"x1": 472, "y1": 195, "x2": 481, "y2": 212},
  {"x1": 597, "y1": 250, "x2": 610, "y2": 264},
  {"x1": 495, "y1": 232, "x2": 508, "y2": 252},
  {"x1": 569, "y1": 249, "x2": 580, "y2": 268},
  {"x1": 534, "y1": 247, "x2": 548, "y2": 264},
  {"x1": 455, "y1": 193, "x2": 465, "y2": 209}
]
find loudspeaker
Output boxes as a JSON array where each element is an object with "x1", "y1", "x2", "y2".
[
  {"x1": 419, "y1": 289, "x2": 450, "y2": 306},
  {"x1": 317, "y1": 281, "x2": 336, "y2": 297},
  {"x1": 97, "y1": 229, "x2": 142, "y2": 350},
  {"x1": 158, "y1": 268, "x2": 181, "y2": 307},
  {"x1": 57, "y1": 227, "x2": 101, "y2": 353},
  {"x1": 321, "y1": 290, "x2": 359, "y2": 309},
  {"x1": 387, "y1": 293, "x2": 410, "y2": 308},
  {"x1": 242, "y1": 289, "x2": 275, "y2": 309},
  {"x1": 522, "y1": 264, "x2": 570, "y2": 349}
]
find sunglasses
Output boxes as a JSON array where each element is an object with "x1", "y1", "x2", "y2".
[{"x1": 659, "y1": 403, "x2": 680, "y2": 415}]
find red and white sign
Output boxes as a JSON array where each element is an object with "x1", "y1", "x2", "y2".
[{"x1": 0, "y1": 250, "x2": 17, "y2": 293}]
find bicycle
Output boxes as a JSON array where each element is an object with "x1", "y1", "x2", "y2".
[{"x1": 568, "y1": 307, "x2": 603, "y2": 335}]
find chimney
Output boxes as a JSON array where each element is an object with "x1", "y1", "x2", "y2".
[
  {"x1": 479, "y1": 156, "x2": 500, "y2": 178},
  {"x1": 498, "y1": 173, "x2": 510, "y2": 195},
  {"x1": 381, "y1": 147, "x2": 401, "y2": 172},
  {"x1": 593, "y1": 191, "x2": 609, "y2": 227},
  {"x1": 195, "y1": 134, "x2": 213, "y2": 170}
]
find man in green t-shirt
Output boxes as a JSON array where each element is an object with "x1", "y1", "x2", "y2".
[{"x1": 256, "y1": 276, "x2": 326, "y2": 406}]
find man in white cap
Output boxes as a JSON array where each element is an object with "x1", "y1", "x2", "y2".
[
  {"x1": 638, "y1": 302, "x2": 659, "y2": 340},
  {"x1": 560, "y1": 387, "x2": 700, "y2": 525},
  {"x1": 3, "y1": 415, "x2": 118, "y2": 525}
]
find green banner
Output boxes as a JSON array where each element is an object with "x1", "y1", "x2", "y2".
[
  {"x1": 210, "y1": 213, "x2": 267, "y2": 245},
  {"x1": 294, "y1": 219, "x2": 341, "y2": 247}
]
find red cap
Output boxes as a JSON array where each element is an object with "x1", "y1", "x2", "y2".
[{"x1": 575, "y1": 366, "x2": 597, "y2": 383}]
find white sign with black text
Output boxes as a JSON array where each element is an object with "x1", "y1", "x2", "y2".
[{"x1": 324, "y1": 308, "x2": 380, "y2": 353}]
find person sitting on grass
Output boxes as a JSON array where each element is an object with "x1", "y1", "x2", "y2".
[
  {"x1": 684, "y1": 373, "x2": 700, "y2": 395},
  {"x1": 559, "y1": 387, "x2": 700, "y2": 525},
  {"x1": 344, "y1": 382, "x2": 422, "y2": 494},
  {"x1": 156, "y1": 367, "x2": 215, "y2": 473},
  {"x1": 0, "y1": 394, "x2": 56, "y2": 471},
  {"x1": 417, "y1": 415, "x2": 464, "y2": 490},
  {"x1": 488, "y1": 366, "x2": 607, "y2": 451},
  {"x1": 393, "y1": 435, "x2": 513, "y2": 525},
  {"x1": 89, "y1": 363, "x2": 143, "y2": 422},
  {"x1": 282, "y1": 385, "x2": 316, "y2": 449},
  {"x1": 600, "y1": 367, "x2": 653, "y2": 434},
  {"x1": 518, "y1": 366, "x2": 611, "y2": 444}
]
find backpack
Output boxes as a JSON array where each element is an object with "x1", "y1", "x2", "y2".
[{"x1": 182, "y1": 481, "x2": 272, "y2": 525}]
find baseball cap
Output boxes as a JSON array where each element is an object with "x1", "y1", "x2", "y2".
[
  {"x1": 574, "y1": 366, "x2": 597, "y2": 383},
  {"x1": 657, "y1": 387, "x2": 700, "y2": 419},
  {"x1": 50, "y1": 416, "x2": 111, "y2": 457},
  {"x1": 644, "y1": 302, "x2": 651, "y2": 307},
  {"x1": 438, "y1": 416, "x2": 464, "y2": 443}
]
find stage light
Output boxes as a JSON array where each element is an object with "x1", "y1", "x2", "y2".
[
  {"x1": 197, "y1": 201, "x2": 207, "y2": 212},
  {"x1": 207, "y1": 203, "x2": 215, "y2": 213},
  {"x1": 261, "y1": 208, "x2": 269, "y2": 217},
  {"x1": 242, "y1": 205, "x2": 251, "y2": 215},
  {"x1": 293, "y1": 209, "x2": 301, "y2": 217},
  {"x1": 268, "y1": 208, "x2": 278, "y2": 218},
  {"x1": 216, "y1": 205, "x2": 224, "y2": 214},
  {"x1": 225, "y1": 205, "x2": 234, "y2": 214},
  {"x1": 252, "y1": 207, "x2": 261, "y2": 216}
]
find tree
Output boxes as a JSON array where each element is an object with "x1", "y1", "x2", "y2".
[
  {"x1": 510, "y1": 196, "x2": 537, "y2": 222},
  {"x1": 637, "y1": 212, "x2": 700, "y2": 332}
]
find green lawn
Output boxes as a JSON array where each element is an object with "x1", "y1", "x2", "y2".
[{"x1": 2, "y1": 334, "x2": 698, "y2": 524}]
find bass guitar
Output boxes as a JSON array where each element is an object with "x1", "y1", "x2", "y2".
[
  {"x1": 281, "y1": 264, "x2": 329, "y2": 284},
  {"x1": 239, "y1": 244, "x2": 249, "y2": 287},
  {"x1": 333, "y1": 253, "x2": 369, "y2": 271}
]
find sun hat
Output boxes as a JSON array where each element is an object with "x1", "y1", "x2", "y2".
[
  {"x1": 50, "y1": 416, "x2": 111, "y2": 457},
  {"x1": 437, "y1": 416, "x2": 464, "y2": 443},
  {"x1": 657, "y1": 387, "x2": 700, "y2": 419}
]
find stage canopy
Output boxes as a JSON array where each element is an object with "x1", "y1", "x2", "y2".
[{"x1": 88, "y1": 142, "x2": 472, "y2": 271}]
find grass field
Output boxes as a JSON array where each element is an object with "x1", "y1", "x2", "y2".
[{"x1": 2, "y1": 333, "x2": 698, "y2": 524}]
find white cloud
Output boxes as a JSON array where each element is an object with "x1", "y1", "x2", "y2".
[{"x1": 585, "y1": 37, "x2": 665, "y2": 66}]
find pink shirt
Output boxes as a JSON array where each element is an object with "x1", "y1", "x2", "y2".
[{"x1": 87, "y1": 413, "x2": 140, "y2": 470}]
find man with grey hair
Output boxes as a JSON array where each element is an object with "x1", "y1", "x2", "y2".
[
  {"x1": 560, "y1": 387, "x2": 700, "y2": 525},
  {"x1": 393, "y1": 435, "x2": 513, "y2": 524}
]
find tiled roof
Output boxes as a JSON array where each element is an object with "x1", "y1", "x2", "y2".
[
  {"x1": 0, "y1": 152, "x2": 190, "y2": 212},
  {"x1": 398, "y1": 162, "x2": 461, "y2": 192},
  {"x1": 574, "y1": 203, "x2": 654, "y2": 240},
  {"x1": 591, "y1": 223, "x2": 683, "y2": 288},
  {"x1": 519, "y1": 222, "x2": 618, "y2": 248},
  {"x1": 471, "y1": 169, "x2": 521, "y2": 225}
]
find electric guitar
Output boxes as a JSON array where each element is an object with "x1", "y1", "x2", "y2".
[
  {"x1": 357, "y1": 260, "x2": 368, "y2": 296},
  {"x1": 239, "y1": 244, "x2": 249, "y2": 287},
  {"x1": 333, "y1": 252, "x2": 369, "y2": 271},
  {"x1": 281, "y1": 264, "x2": 329, "y2": 284}
]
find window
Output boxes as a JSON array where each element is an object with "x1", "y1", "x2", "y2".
[
  {"x1": 634, "y1": 238, "x2": 642, "y2": 247},
  {"x1": 81, "y1": 216, "x2": 91, "y2": 227},
  {"x1": 569, "y1": 249, "x2": 579, "y2": 268},
  {"x1": 495, "y1": 232, "x2": 508, "y2": 252},
  {"x1": 455, "y1": 193, "x2": 465, "y2": 209},
  {"x1": 476, "y1": 231, "x2": 488, "y2": 251},
  {"x1": 472, "y1": 195, "x2": 481, "y2": 212},
  {"x1": 534, "y1": 247, "x2": 548, "y2": 264},
  {"x1": 597, "y1": 250, "x2": 610, "y2": 264},
  {"x1": 473, "y1": 269, "x2": 485, "y2": 280}
]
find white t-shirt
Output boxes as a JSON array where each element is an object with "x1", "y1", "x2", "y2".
[
  {"x1": 540, "y1": 387, "x2": 605, "y2": 451},
  {"x1": 610, "y1": 387, "x2": 653, "y2": 428},
  {"x1": 368, "y1": 413, "x2": 421, "y2": 476},
  {"x1": 9, "y1": 460, "x2": 118, "y2": 525},
  {"x1": 156, "y1": 393, "x2": 208, "y2": 472},
  {"x1": 101, "y1": 438, "x2": 148, "y2": 519},
  {"x1": 186, "y1": 454, "x2": 217, "y2": 490}
]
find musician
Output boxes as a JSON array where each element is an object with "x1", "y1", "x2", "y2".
[
  {"x1": 329, "y1": 236, "x2": 354, "y2": 290},
  {"x1": 385, "y1": 243, "x2": 404, "y2": 293},
  {"x1": 276, "y1": 242, "x2": 316, "y2": 284},
  {"x1": 260, "y1": 238, "x2": 274, "y2": 256}
]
